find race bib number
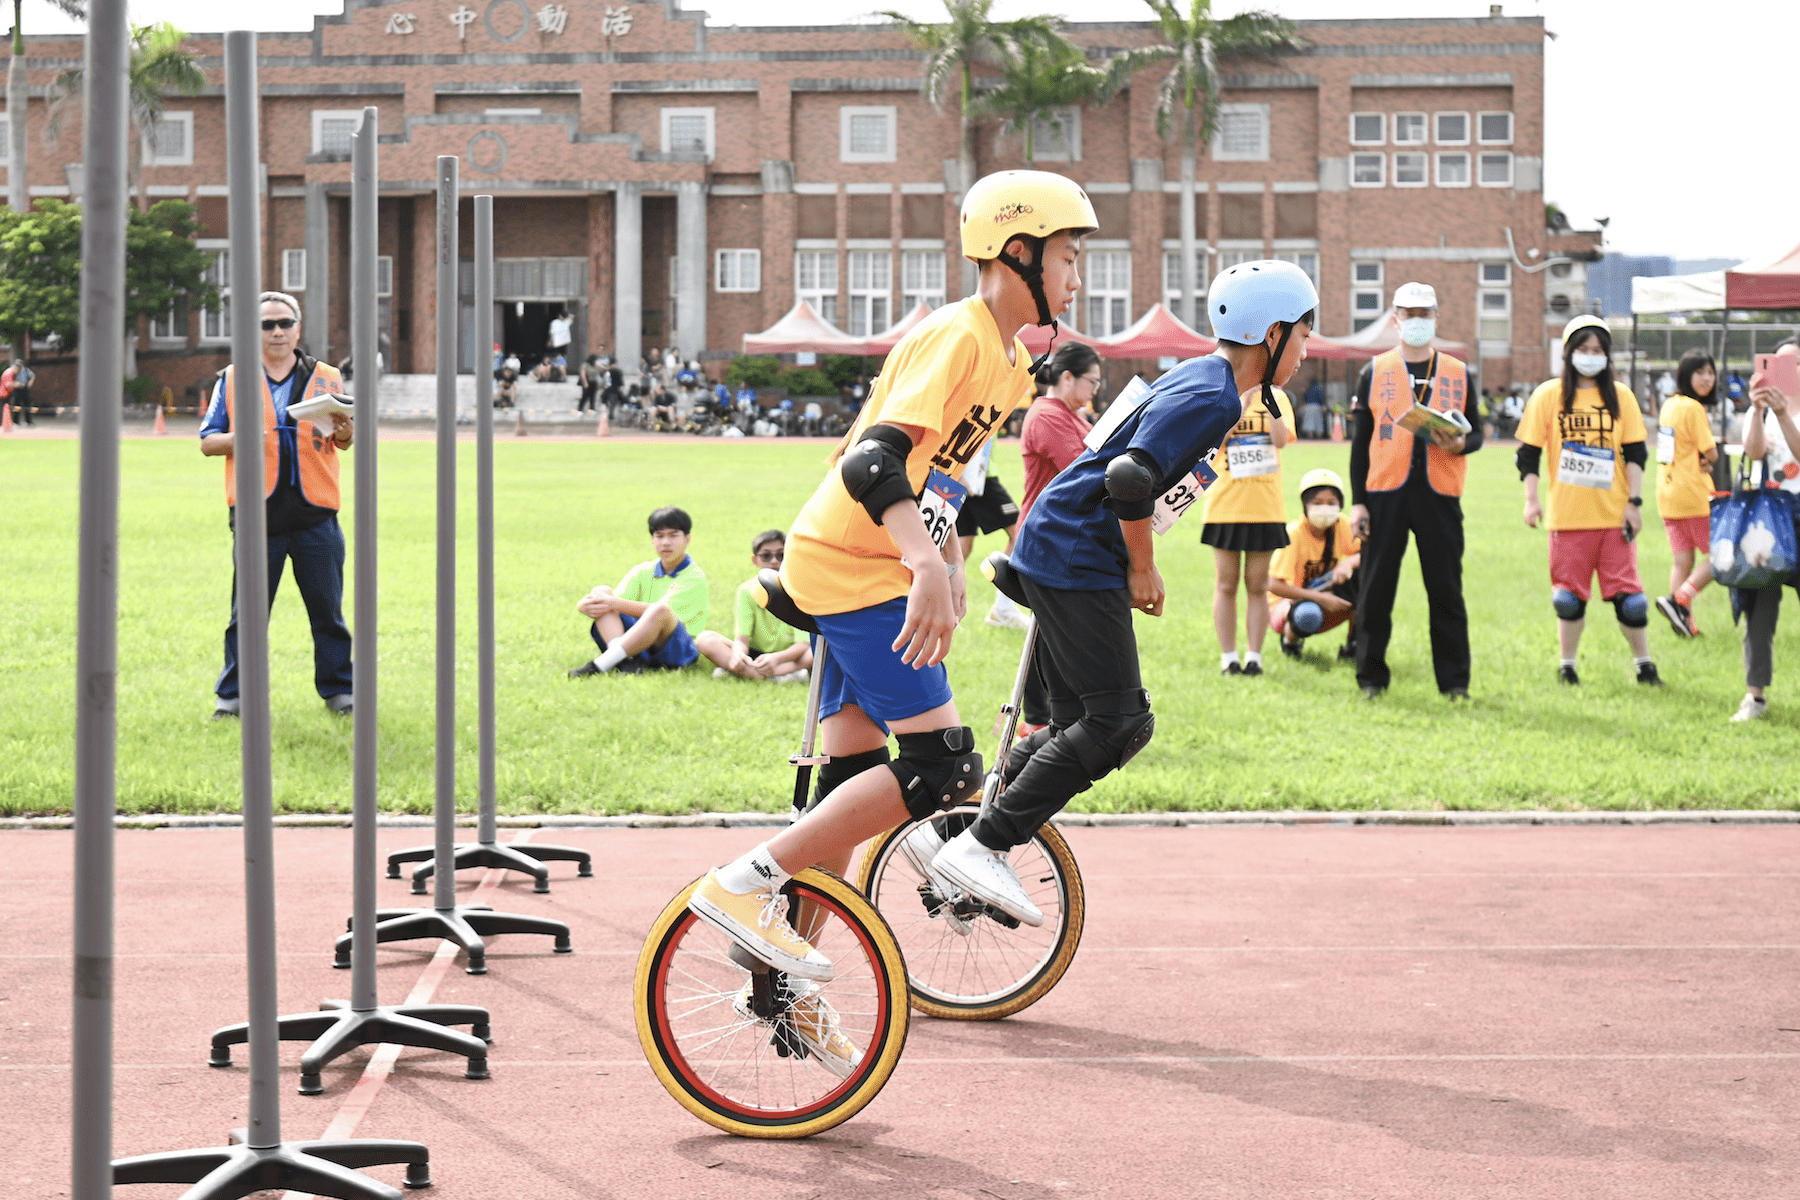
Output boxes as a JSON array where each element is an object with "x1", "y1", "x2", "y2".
[
  {"x1": 916, "y1": 469, "x2": 968, "y2": 549},
  {"x1": 1558, "y1": 441, "x2": 1616, "y2": 490},
  {"x1": 1226, "y1": 433, "x2": 1278, "y2": 478},
  {"x1": 1150, "y1": 455, "x2": 1219, "y2": 536},
  {"x1": 1656, "y1": 425, "x2": 1675, "y2": 465}
]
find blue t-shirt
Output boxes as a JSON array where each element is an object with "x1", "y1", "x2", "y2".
[{"x1": 1011, "y1": 354, "x2": 1242, "y2": 591}]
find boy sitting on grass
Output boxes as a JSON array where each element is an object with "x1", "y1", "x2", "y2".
[
  {"x1": 710, "y1": 530, "x2": 814, "y2": 683},
  {"x1": 569, "y1": 506, "x2": 712, "y2": 677},
  {"x1": 1270, "y1": 468, "x2": 1362, "y2": 663}
]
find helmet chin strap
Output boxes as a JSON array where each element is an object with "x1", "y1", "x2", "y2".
[
  {"x1": 997, "y1": 235, "x2": 1060, "y2": 374},
  {"x1": 1260, "y1": 322, "x2": 1295, "y2": 419}
]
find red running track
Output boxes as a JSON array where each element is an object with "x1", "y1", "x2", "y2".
[{"x1": 2, "y1": 823, "x2": 1797, "y2": 1199}]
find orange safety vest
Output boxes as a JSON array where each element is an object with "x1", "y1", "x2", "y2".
[
  {"x1": 221, "y1": 357, "x2": 344, "y2": 510},
  {"x1": 1366, "y1": 348, "x2": 1468, "y2": 496}
]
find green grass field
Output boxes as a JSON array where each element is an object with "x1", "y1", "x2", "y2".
[{"x1": 2, "y1": 432, "x2": 1793, "y2": 816}]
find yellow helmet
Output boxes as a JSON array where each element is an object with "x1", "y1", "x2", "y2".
[
  {"x1": 959, "y1": 170, "x2": 1098, "y2": 262},
  {"x1": 1298, "y1": 467, "x2": 1345, "y2": 501},
  {"x1": 1561, "y1": 314, "x2": 1610, "y2": 346}
]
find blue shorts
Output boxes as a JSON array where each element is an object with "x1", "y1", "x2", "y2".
[
  {"x1": 589, "y1": 614, "x2": 699, "y2": 670},
  {"x1": 813, "y1": 598, "x2": 953, "y2": 732}
]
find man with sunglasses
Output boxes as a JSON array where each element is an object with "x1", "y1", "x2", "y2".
[
  {"x1": 199, "y1": 291, "x2": 355, "y2": 720},
  {"x1": 704, "y1": 530, "x2": 813, "y2": 682}
]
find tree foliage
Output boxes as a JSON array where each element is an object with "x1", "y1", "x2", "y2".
[
  {"x1": 126, "y1": 200, "x2": 219, "y2": 329},
  {"x1": 880, "y1": 0, "x2": 1012, "y2": 178},
  {"x1": 1132, "y1": 1, "x2": 1302, "y2": 147}
]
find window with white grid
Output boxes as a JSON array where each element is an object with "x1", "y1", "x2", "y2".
[
  {"x1": 200, "y1": 250, "x2": 230, "y2": 342},
  {"x1": 795, "y1": 250, "x2": 839, "y2": 325},
  {"x1": 1274, "y1": 251, "x2": 1319, "y2": 289},
  {"x1": 1436, "y1": 152, "x2": 1471, "y2": 188},
  {"x1": 1478, "y1": 288, "x2": 1511, "y2": 346},
  {"x1": 848, "y1": 250, "x2": 891, "y2": 337},
  {"x1": 1212, "y1": 103, "x2": 1269, "y2": 162},
  {"x1": 1081, "y1": 251, "x2": 1132, "y2": 337},
  {"x1": 901, "y1": 250, "x2": 945, "y2": 312},
  {"x1": 312, "y1": 110, "x2": 361, "y2": 156},
  {"x1": 1350, "y1": 153, "x2": 1385, "y2": 187},
  {"x1": 1478, "y1": 111, "x2": 1514, "y2": 145},
  {"x1": 150, "y1": 301, "x2": 188, "y2": 343},
  {"x1": 1392, "y1": 112, "x2": 1426, "y2": 145},
  {"x1": 715, "y1": 249, "x2": 761, "y2": 293},
  {"x1": 282, "y1": 249, "x2": 306, "y2": 292},
  {"x1": 1163, "y1": 248, "x2": 1209, "y2": 311},
  {"x1": 1477, "y1": 152, "x2": 1513, "y2": 188},
  {"x1": 840, "y1": 106, "x2": 896, "y2": 163},
  {"x1": 661, "y1": 108, "x2": 714, "y2": 158},
  {"x1": 1351, "y1": 260, "x2": 1383, "y2": 333},
  {"x1": 143, "y1": 112, "x2": 193, "y2": 166},
  {"x1": 1393, "y1": 152, "x2": 1428, "y2": 188},
  {"x1": 1434, "y1": 112, "x2": 1469, "y2": 145},
  {"x1": 1349, "y1": 112, "x2": 1384, "y2": 145}
]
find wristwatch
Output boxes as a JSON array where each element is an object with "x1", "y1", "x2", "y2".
[{"x1": 1627, "y1": 497, "x2": 1643, "y2": 507}]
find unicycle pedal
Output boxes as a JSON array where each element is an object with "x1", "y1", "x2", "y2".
[{"x1": 727, "y1": 943, "x2": 815, "y2": 1061}]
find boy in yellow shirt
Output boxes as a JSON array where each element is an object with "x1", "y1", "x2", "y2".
[{"x1": 1654, "y1": 349, "x2": 1722, "y2": 637}]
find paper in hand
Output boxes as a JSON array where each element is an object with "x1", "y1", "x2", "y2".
[{"x1": 287, "y1": 392, "x2": 355, "y2": 423}]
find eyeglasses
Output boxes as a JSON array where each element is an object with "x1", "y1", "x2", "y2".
[
  {"x1": 755, "y1": 549, "x2": 785, "y2": 563},
  {"x1": 1077, "y1": 373, "x2": 1102, "y2": 389},
  {"x1": 261, "y1": 318, "x2": 298, "y2": 331}
]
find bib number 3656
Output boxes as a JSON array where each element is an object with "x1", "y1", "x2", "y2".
[{"x1": 1226, "y1": 433, "x2": 1277, "y2": 478}]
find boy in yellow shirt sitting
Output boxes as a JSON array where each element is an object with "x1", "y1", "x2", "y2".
[{"x1": 1270, "y1": 469, "x2": 1362, "y2": 661}]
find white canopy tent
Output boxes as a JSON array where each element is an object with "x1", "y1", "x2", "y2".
[{"x1": 1629, "y1": 270, "x2": 1726, "y2": 315}]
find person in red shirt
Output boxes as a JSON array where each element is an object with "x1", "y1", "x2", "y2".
[{"x1": 1014, "y1": 341, "x2": 1102, "y2": 729}]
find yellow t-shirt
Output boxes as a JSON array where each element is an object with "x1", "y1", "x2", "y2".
[
  {"x1": 782, "y1": 297, "x2": 1033, "y2": 615},
  {"x1": 1654, "y1": 394, "x2": 1718, "y2": 520},
  {"x1": 1201, "y1": 386, "x2": 1294, "y2": 526},
  {"x1": 1271, "y1": 515, "x2": 1362, "y2": 589},
  {"x1": 1517, "y1": 378, "x2": 1646, "y2": 531}
]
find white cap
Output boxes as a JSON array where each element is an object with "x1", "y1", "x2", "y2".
[{"x1": 1393, "y1": 281, "x2": 1438, "y2": 309}]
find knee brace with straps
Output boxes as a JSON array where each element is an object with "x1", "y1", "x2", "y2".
[
  {"x1": 805, "y1": 746, "x2": 892, "y2": 815},
  {"x1": 1062, "y1": 689, "x2": 1156, "y2": 783},
  {"x1": 889, "y1": 727, "x2": 984, "y2": 820}
]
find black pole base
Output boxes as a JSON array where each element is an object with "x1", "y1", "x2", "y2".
[
  {"x1": 207, "y1": 999, "x2": 492, "y2": 1094},
  {"x1": 114, "y1": 1133, "x2": 431, "y2": 1198},
  {"x1": 333, "y1": 904, "x2": 572, "y2": 975},
  {"x1": 387, "y1": 838, "x2": 593, "y2": 894}
]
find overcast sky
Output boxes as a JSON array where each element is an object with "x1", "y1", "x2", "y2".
[{"x1": 14, "y1": 0, "x2": 1798, "y2": 263}]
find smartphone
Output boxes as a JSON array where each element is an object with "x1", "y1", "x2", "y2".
[{"x1": 1756, "y1": 353, "x2": 1799, "y2": 401}]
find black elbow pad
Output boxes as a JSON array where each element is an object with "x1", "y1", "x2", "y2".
[
  {"x1": 1515, "y1": 444, "x2": 1542, "y2": 481},
  {"x1": 1104, "y1": 449, "x2": 1159, "y2": 521},
  {"x1": 840, "y1": 423, "x2": 916, "y2": 524},
  {"x1": 1621, "y1": 441, "x2": 1648, "y2": 469}
]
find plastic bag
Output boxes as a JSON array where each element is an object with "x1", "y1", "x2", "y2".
[{"x1": 1711, "y1": 474, "x2": 1798, "y2": 590}]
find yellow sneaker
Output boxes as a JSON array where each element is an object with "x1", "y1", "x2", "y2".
[
  {"x1": 688, "y1": 869, "x2": 834, "y2": 981},
  {"x1": 733, "y1": 977, "x2": 862, "y2": 1081}
]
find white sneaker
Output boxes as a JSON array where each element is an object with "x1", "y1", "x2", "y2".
[
  {"x1": 985, "y1": 606, "x2": 1031, "y2": 631},
  {"x1": 1731, "y1": 693, "x2": 1768, "y2": 722},
  {"x1": 896, "y1": 822, "x2": 973, "y2": 934},
  {"x1": 712, "y1": 667, "x2": 730, "y2": 680},
  {"x1": 930, "y1": 828, "x2": 1044, "y2": 927},
  {"x1": 774, "y1": 668, "x2": 809, "y2": 685}
]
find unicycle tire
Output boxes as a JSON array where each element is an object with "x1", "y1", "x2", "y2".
[
  {"x1": 635, "y1": 868, "x2": 910, "y2": 1138},
  {"x1": 857, "y1": 806, "x2": 1084, "y2": 1021}
]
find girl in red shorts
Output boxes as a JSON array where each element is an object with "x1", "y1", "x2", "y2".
[
  {"x1": 1654, "y1": 349, "x2": 1722, "y2": 636},
  {"x1": 1517, "y1": 316, "x2": 1661, "y2": 686}
]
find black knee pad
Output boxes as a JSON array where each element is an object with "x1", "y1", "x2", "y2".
[
  {"x1": 1062, "y1": 690, "x2": 1155, "y2": 783},
  {"x1": 807, "y1": 747, "x2": 892, "y2": 813},
  {"x1": 889, "y1": 727, "x2": 984, "y2": 820},
  {"x1": 1552, "y1": 588, "x2": 1586, "y2": 622},
  {"x1": 1613, "y1": 592, "x2": 1649, "y2": 628}
]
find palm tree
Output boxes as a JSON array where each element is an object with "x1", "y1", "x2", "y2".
[
  {"x1": 972, "y1": 21, "x2": 1104, "y2": 168},
  {"x1": 880, "y1": 0, "x2": 1010, "y2": 197},
  {"x1": 7, "y1": 0, "x2": 87, "y2": 212},
  {"x1": 1121, "y1": 2, "x2": 1301, "y2": 329},
  {"x1": 46, "y1": 21, "x2": 205, "y2": 211}
]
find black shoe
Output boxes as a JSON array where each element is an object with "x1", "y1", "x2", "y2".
[
  {"x1": 1222, "y1": 661, "x2": 1243, "y2": 676},
  {"x1": 1558, "y1": 664, "x2": 1580, "y2": 686},
  {"x1": 1655, "y1": 596, "x2": 1695, "y2": 639},
  {"x1": 1359, "y1": 685, "x2": 1385, "y2": 700},
  {"x1": 1242, "y1": 661, "x2": 1263, "y2": 677},
  {"x1": 1338, "y1": 642, "x2": 1357, "y2": 661},
  {"x1": 1280, "y1": 638, "x2": 1303, "y2": 661},
  {"x1": 568, "y1": 660, "x2": 603, "y2": 678},
  {"x1": 1637, "y1": 661, "x2": 1664, "y2": 687},
  {"x1": 614, "y1": 657, "x2": 646, "y2": 675},
  {"x1": 1443, "y1": 688, "x2": 1469, "y2": 702}
]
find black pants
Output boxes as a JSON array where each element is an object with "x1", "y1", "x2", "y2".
[
  {"x1": 972, "y1": 577, "x2": 1141, "y2": 851},
  {"x1": 576, "y1": 382, "x2": 597, "y2": 412},
  {"x1": 1020, "y1": 645, "x2": 1051, "y2": 727},
  {"x1": 216, "y1": 514, "x2": 354, "y2": 701},
  {"x1": 1356, "y1": 483, "x2": 1469, "y2": 692}
]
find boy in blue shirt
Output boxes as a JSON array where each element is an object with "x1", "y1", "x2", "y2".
[{"x1": 920, "y1": 261, "x2": 1320, "y2": 922}]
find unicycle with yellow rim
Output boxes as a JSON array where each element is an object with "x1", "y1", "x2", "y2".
[{"x1": 634, "y1": 570, "x2": 911, "y2": 1138}]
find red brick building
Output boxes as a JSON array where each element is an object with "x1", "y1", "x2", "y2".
[{"x1": 1, "y1": 3, "x2": 1600, "y2": 400}]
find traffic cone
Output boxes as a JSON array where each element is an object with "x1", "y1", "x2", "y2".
[
  {"x1": 153, "y1": 404, "x2": 167, "y2": 436},
  {"x1": 1330, "y1": 413, "x2": 1345, "y2": 442},
  {"x1": 597, "y1": 406, "x2": 609, "y2": 438},
  {"x1": 1, "y1": 403, "x2": 12, "y2": 435},
  {"x1": 513, "y1": 405, "x2": 527, "y2": 437}
]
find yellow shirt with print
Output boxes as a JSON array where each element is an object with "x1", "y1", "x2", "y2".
[
  {"x1": 1271, "y1": 514, "x2": 1361, "y2": 589},
  {"x1": 1201, "y1": 386, "x2": 1294, "y2": 526},
  {"x1": 1655, "y1": 394, "x2": 1718, "y2": 520},
  {"x1": 782, "y1": 297, "x2": 1034, "y2": 616},
  {"x1": 1517, "y1": 378, "x2": 1646, "y2": 531}
]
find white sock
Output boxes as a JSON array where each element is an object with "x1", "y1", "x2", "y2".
[
  {"x1": 1244, "y1": 651, "x2": 1263, "y2": 668},
  {"x1": 991, "y1": 592, "x2": 1019, "y2": 616},
  {"x1": 1221, "y1": 652, "x2": 1239, "y2": 671},
  {"x1": 715, "y1": 843, "x2": 790, "y2": 895},
  {"x1": 1634, "y1": 656, "x2": 1654, "y2": 668},
  {"x1": 595, "y1": 645, "x2": 629, "y2": 673},
  {"x1": 1560, "y1": 658, "x2": 1576, "y2": 669}
]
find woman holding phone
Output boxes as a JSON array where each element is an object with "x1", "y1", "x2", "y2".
[
  {"x1": 1654, "y1": 349, "x2": 1723, "y2": 637},
  {"x1": 1731, "y1": 339, "x2": 1800, "y2": 721}
]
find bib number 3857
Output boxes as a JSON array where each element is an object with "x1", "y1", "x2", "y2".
[{"x1": 1559, "y1": 441, "x2": 1616, "y2": 490}]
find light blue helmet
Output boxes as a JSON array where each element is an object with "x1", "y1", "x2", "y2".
[{"x1": 1207, "y1": 259, "x2": 1319, "y2": 346}]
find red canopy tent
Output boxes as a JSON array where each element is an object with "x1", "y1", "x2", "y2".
[
  {"x1": 1726, "y1": 241, "x2": 1800, "y2": 309},
  {"x1": 1093, "y1": 303, "x2": 1216, "y2": 359},
  {"x1": 858, "y1": 301, "x2": 933, "y2": 356},
  {"x1": 1329, "y1": 306, "x2": 1470, "y2": 359},
  {"x1": 741, "y1": 300, "x2": 866, "y2": 355}
]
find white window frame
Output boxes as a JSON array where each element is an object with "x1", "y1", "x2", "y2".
[
  {"x1": 1392, "y1": 112, "x2": 1427, "y2": 146},
  {"x1": 1349, "y1": 153, "x2": 1386, "y2": 188},
  {"x1": 1477, "y1": 111, "x2": 1514, "y2": 146},
  {"x1": 839, "y1": 106, "x2": 897, "y2": 164},
  {"x1": 1273, "y1": 250, "x2": 1319, "y2": 290},
  {"x1": 1434, "y1": 111, "x2": 1470, "y2": 146},
  {"x1": 1435, "y1": 152, "x2": 1471, "y2": 188},
  {"x1": 1393, "y1": 151, "x2": 1428, "y2": 188},
  {"x1": 149, "y1": 301, "x2": 187, "y2": 345},
  {"x1": 794, "y1": 250, "x2": 839, "y2": 324},
  {"x1": 1080, "y1": 250, "x2": 1132, "y2": 337},
  {"x1": 1348, "y1": 112, "x2": 1385, "y2": 146},
  {"x1": 660, "y1": 107, "x2": 715, "y2": 159},
  {"x1": 1477, "y1": 151, "x2": 1513, "y2": 188},
  {"x1": 199, "y1": 249, "x2": 231, "y2": 344},
  {"x1": 901, "y1": 249, "x2": 945, "y2": 312},
  {"x1": 847, "y1": 249, "x2": 892, "y2": 337},
  {"x1": 1211, "y1": 103, "x2": 1270, "y2": 162},
  {"x1": 1351, "y1": 260, "x2": 1384, "y2": 334},
  {"x1": 1024, "y1": 106, "x2": 1080, "y2": 163},
  {"x1": 377, "y1": 255, "x2": 393, "y2": 298},
  {"x1": 1162, "y1": 248, "x2": 1209, "y2": 311},
  {"x1": 1480, "y1": 262, "x2": 1511, "y2": 286},
  {"x1": 281, "y1": 249, "x2": 306, "y2": 293},
  {"x1": 311, "y1": 109, "x2": 363, "y2": 156},
  {"x1": 142, "y1": 111, "x2": 194, "y2": 167},
  {"x1": 714, "y1": 248, "x2": 761, "y2": 293},
  {"x1": 1478, "y1": 287, "x2": 1512, "y2": 353},
  {"x1": 484, "y1": 107, "x2": 541, "y2": 117}
]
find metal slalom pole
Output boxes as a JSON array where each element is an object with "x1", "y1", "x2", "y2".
[
  {"x1": 342, "y1": 159, "x2": 570, "y2": 977},
  {"x1": 389, "y1": 194, "x2": 590, "y2": 895},
  {"x1": 114, "y1": 41, "x2": 431, "y2": 1198},
  {"x1": 71, "y1": 2, "x2": 127, "y2": 1197},
  {"x1": 209, "y1": 109, "x2": 489, "y2": 1092}
]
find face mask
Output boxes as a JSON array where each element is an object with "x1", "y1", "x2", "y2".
[
  {"x1": 1570, "y1": 351, "x2": 1609, "y2": 378},
  {"x1": 1399, "y1": 317, "x2": 1436, "y2": 348},
  {"x1": 1306, "y1": 503, "x2": 1341, "y2": 530}
]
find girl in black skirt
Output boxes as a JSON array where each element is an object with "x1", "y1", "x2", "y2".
[{"x1": 1200, "y1": 383, "x2": 1294, "y2": 674}]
